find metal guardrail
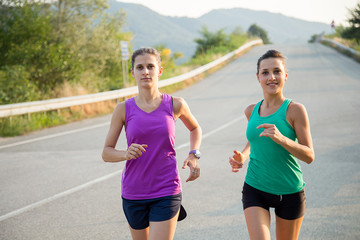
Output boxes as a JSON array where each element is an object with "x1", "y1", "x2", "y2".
[
  {"x1": 0, "y1": 39, "x2": 263, "y2": 118},
  {"x1": 320, "y1": 37, "x2": 360, "y2": 57}
]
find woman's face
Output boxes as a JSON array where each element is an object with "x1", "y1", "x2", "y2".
[
  {"x1": 257, "y1": 57, "x2": 288, "y2": 95},
  {"x1": 131, "y1": 53, "x2": 163, "y2": 88}
]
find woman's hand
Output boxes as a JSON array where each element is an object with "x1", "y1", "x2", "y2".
[
  {"x1": 126, "y1": 143, "x2": 148, "y2": 160},
  {"x1": 257, "y1": 123, "x2": 285, "y2": 144},
  {"x1": 183, "y1": 155, "x2": 200, "y2": 182},
  {"x1": 229, "y1": 150, "x2": 245, "y2": 172}
]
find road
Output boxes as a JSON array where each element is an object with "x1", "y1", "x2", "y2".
[{"x1": 1, "y1": 43, "x2": 360, "y2": 240}]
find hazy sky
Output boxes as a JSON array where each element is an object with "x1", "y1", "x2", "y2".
[{"x1": 117, "y1": 0, "x2": 359, "y2": 26}]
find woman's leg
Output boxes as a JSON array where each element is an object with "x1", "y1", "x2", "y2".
[
  {"x1": 244, "y1": 206, "x2": 271, "y2": 240},
  {"x1": 129, "y1": 226, "x2": 149, "y2": 240},
  {"x1": 275, "y1": 189, "x2": 306, "y2": 240},
  {"x1": 148, "y1": 210, "x2": 179, "y2": 240},
  {"x1": 276, "y1": 215, "x2": 303, "y2": 240}
]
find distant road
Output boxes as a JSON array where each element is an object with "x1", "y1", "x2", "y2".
[{"x1": 1, "y1": 43, "x2": 359, "y2": 240}]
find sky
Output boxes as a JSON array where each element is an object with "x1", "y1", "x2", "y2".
[{"x1": 117, "y1": 0, "x2": 359, "y2": 26}]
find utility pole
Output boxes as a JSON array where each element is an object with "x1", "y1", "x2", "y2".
[{"x1": 120, "y1": 41, "x2": 129, "y2": 88}]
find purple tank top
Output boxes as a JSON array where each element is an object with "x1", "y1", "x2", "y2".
[{"x1": 122, "y1": 93, "x2": 182, "y2": 200}]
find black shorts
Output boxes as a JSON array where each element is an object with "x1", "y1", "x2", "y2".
[
  {"x1": 122, "y1": 193, "x2": 183, "y2": 230},
  {"x1": 242, "y1": 183, "x2": 306, "y2": 220}
]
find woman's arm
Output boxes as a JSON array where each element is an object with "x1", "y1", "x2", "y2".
[
  {"x1": 173, "y1": 96, "x2": 202, "y2": 182},
  {"x1": 257, "y1": 102, "x2": 315, "y2": 164},
  {"x1": 229, "y1": 142, "x2": 251, "y2": 172},
  {"x1": 229, "y1": 104, "x2": 254, "y2": 172},
  {"x1": 102, "y1": 102, "x2": 147, "y2": 163}
]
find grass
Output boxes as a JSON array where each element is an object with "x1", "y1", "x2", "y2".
[
  {"x1": 1, "y1": 111, "x2": 67, "y2": 137},
  {"x1": 0, "y1": 101, "x2": 117, "y2": 137}
]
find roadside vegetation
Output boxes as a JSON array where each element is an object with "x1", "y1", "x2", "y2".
[
  {"x1": 309, "y1": 2, "x2": 360, "y2": 60},
  {"x1": 0, "y1": 0, "x2": 270, "y2": 137}
]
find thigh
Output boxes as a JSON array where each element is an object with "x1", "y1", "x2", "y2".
[
  {"x1": 242, "y1": 183, "x2": 272, "y2": 239},
  {"x1": 147, "y1": 194, "x2": 181, "y2": 240},
  {"x1": 129, "y1": 226, "x2": 149, "y2": 240},
  {"x1": 244, "y1": 207, "x2": 271, "y2": 240},
  {"x1": 275, "y1": 189, "x2": 306, "y2": 240},
  {"x1": 276, "y1": 215, "x2": 304, "y2": 240},
  {"x1": 149, "y1": 210, "x2": 179, "y2": 240}
]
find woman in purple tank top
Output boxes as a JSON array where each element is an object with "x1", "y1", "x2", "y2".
[{"x1": 102, "y1": 47, "x2": 202, "y2": 240}]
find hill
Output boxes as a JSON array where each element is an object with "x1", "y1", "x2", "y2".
[{"x1": 108, "y1": 0, "x2": 330, "y2": 60}]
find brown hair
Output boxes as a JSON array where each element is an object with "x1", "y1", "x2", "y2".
[
  {"x1": 131, "y1": 47, "x2": 161, "y2": 70},
  {"x1": 256, "y1": 50, "x2": 286, "y2": 74}
]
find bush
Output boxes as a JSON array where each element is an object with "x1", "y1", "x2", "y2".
[
  {"x1": 247, "y1": 24, "x2": 271, "y2": 44},
  {"x1": 0, "y1": 65, "x2": 40, "y2": 104},
  {"x1": 191, "y1": 25, "x2": 248, "y2": 65}
]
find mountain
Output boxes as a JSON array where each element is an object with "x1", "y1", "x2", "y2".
[
  {"x1": 107, "y1": 1, "x2": 201, "y2": 60},
  {"x1": 199, "y1": 8, "x2": 330, "y2": 44},
  {"x1": 108, "y1": 0, "x2": 330, "y2": 61}
]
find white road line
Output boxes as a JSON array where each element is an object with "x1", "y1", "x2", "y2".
[
  {"x1": 0, "y1": 170, "x2": 122, "y2": 222},
  {"x1": 0, "y1": 115, "x2": 245, "y2": 222},
  {"x1": 202, "y1": 115, "x2": 245, "y2": 139},
  {"x1": 0, "y1": 122, "x2": 110, "y2": 150}
]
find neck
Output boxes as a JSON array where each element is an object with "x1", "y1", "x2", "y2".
[
  {"x1": 262, "y1": 93, "x2": 285, "y2": 107},
  {"x1": 137, "y1": 87, "x2": 162, "y2": 102}
]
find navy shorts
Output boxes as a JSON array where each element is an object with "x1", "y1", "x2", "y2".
[
  {"x1": 122, "y1": 193, "x2": 182, "y2": 230},
  {"x1": 242, "y1": 183, "x2": 306, "y2": 220}
]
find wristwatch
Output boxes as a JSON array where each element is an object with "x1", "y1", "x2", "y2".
[{"x1": 189, "y1": 150, "x2": 201, "y2": 159}]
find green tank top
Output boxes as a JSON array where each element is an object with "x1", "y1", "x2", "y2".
[{"x1": 245, "y1": 99, "x2": 305, "y2": 195}]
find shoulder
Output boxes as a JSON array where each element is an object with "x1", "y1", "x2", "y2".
[
  {"x1": 172, "y1": 96, "x2": 186, "y2": 104},
  {"x1": 287, "y1": 101, "x2": 307, "y2": 116},
  {"x1": 115, "y1": 100, "x2": 126, "y2": 112},
  {"x1": 245, "y1": 104, "x2": 256, "y2": 120},
  {"x1": 112, "y1": 101, "x2": 126, "y2": 122},
  {"x1": 171, "y1": 96, "x2": 191, "y2": 119},
  {"x1": 287, "y1": 101, "x2": 309, "y2": 126},
  {"x1": 172, "y1": 96, "x2": 187, "y2": 111}
]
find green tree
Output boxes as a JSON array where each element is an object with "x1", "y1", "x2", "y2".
[
  {"x1": 341, "y1": 3, "x2": 360, "y2": 44},
  {"x1": 247, "y1": 24, "x2": 271, "y2": 44},
  {"x1": 52, "y1": 0, "x2": 130, "y2": 91},
  {"x1": 193, "y1": 26, "x2": 228, "y2": 57},
  {"x1": 0, "y1": 0, "x2": 130, "y2": 103},
  {"x1": 0, "y1": 0, "x2": 78, "y2": 102}
]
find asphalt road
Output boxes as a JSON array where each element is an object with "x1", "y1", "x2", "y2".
[{"x1": 1, "y1": 43, "x2": 360, "y2": 240}]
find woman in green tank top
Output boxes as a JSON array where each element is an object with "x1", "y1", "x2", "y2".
[{"x1": 229, "y1": 50, "x2": 314, "y2": 240}]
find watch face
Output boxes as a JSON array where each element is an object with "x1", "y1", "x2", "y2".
[{"x1": 190, "y1": 150, "x2": 201, "y2": 158}]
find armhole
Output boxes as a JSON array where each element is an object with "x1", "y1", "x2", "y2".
[
  {"x1": 285, "y1": 99, "x2": 292, "y2": 116},
  {"x1": 246, "y1": 104, "x2": 257, "y2": 121},
  {"x1": 285, "y1": 99, "x2": 295, "y2": 129},
  {"x1": 171, "y1": 96, "x2": 175, "y2": 117},
  {"x1": 124, "y1": 99, "x2": 129, "y2": 128}
]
